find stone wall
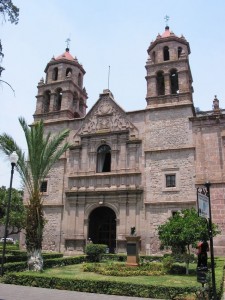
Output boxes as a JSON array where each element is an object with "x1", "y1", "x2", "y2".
[{"x1": 192, "y1": 113, "x2": 225, "y2": 255}]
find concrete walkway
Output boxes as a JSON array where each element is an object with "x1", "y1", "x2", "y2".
[{"x1": 0, "y1": 283, "x2": 160, "y2": 300}]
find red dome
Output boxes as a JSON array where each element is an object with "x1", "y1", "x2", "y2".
[{"x1": 55, "y1": 48, "x2": 75, "y2": 61}]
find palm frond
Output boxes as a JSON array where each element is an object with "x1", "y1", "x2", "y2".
[{"x1": 0, "y1": 118, "x2": 70, "y2": 202}]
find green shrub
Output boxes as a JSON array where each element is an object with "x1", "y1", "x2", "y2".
[
  {"x1": 164, "y1": 252, "x2": 197, "y2": 264},
  {"x1": 83, "y1": 261, "x2": 163, "y2": 276},
  {"x1": 169, "y1": 264, "x2": 186, "y2": 275},
  {"x1": 85, "y1": 244, "x2": 107, "y2": 262},
  {"x1": 162, "y1": 256, "x2": 174, "y2": 273},
  {"x1": 102, "y1": 254, "x2": 127, "y2": 262},
  {"x1": 140, "y1": 255, "x2": 163, "y2": 263}
]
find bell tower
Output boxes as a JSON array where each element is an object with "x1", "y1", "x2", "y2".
[
  {"x1": 34, "y1": 47, "x2": 88, "y2": 121},
  {"x1": 145, "y1": 26, "x2": 193, "y2": 109}
]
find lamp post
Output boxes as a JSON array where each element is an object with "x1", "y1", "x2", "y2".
[
  {"x1": 205, "y1": 182, "x2": 217, "y2": 300},
  {"x1": 1, "y1": 151, "x2": 18, "y2": 276}
]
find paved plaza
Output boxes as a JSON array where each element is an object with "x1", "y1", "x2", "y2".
[{"x1": 0, "y1": 283, "x2": 160, "y2": 300}]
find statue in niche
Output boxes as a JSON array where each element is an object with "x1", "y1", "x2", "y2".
[{"x1": 130, "y1": 227, "x2": 136, "y2": 236}]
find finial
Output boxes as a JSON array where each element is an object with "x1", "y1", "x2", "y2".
[
  {"x1": 213, "y1": 95, "x2": 220, "y2": 111},
  {"x1": 65, "y1": 38, "x2": 71, "y2": 51},
  {"x1": 164, "y1": 15, "x2": 170, "y2": 28},
  {"x1": 38, "y1": 77, "x2": 44, "y2": 85}
]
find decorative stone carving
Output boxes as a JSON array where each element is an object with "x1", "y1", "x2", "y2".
[
  {"x1": 97, "y1": 101, "x2": 113, "y2": 115},
  {"x1": 77, "y1": 99, "x2": 138, "y2": 137}
]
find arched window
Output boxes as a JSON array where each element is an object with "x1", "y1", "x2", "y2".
[
  {"x1": 170, "y1": 69, "x2": 179, "y2": 94},
  {"x1": 97, "y1": 145, "x2": 111, "y2": 173},
  {"x1": 151, "y1": 51, "x2": 156, "y2": 63},
  {"x1": 52, "y1": 67, "x2": 58, "y2": 81},
  {"x1": 163, "y1": 46, "x2": 170, "y2": 61},
  {"x1": 79, "y1": 98, "x2": 83, "y2": 113},
  {"x1": 78, "y1": 73, "x2": 82, "y2": 88},
  {"x1": 73, "y1": 92, "x2": 78, "y2": 108},
  {"x1": 178, "y1": 47, "x2": 182, "y2": 59},
  {"x1": 156, "y1": 71, "x2": 165, "y2": 96},
  {"x1": 66, "y1": 68, "x2": 72, "y2": 77},
  {"x1": 54, "y1": 88, "x2": 62, "y2": 111},
  {"x1": 43, "y1": 91, "x2": 51, "y2": 113}
]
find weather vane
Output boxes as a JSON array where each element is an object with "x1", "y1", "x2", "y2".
[
  {"x1": 65, "y1": 38, "x2": 71, "y2": 49},
  {"x1": 164, "y1": 15, "x2": 170, "y2": 26}
]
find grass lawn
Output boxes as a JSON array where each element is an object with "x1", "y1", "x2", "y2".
[{"x1": 38, "y1": 262, "x2": 199, "y2": 287}]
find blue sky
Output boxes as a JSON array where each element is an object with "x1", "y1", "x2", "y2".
[{"x1": 0, "y1": 0, "x2": 225, "y2": 188}]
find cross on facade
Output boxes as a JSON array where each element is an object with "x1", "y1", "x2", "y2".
[
  {"x1": 65, "y1": 38, "x2": 71, "y2": 49},
  {"x1": 164, "y1": 15, "x2": 170, "y2": 26}
]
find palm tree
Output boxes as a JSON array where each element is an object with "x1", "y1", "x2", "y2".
[{"x1": 0, "y1": 117, "x2": 70, "y2": 271}]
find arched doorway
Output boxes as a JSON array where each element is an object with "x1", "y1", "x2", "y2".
[{"x1": 88, "y1": 206, "x2": 116, "y2": 253}]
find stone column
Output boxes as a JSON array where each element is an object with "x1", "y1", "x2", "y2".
[{"x1": 164, "y1": 73, "x2": 170, "y2": 95}]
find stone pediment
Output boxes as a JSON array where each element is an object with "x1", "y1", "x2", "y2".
[{"x1": 76, "y1": 90, "x2": 139, "y2": 138}]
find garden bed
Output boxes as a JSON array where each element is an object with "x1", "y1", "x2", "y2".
[{"x1": 2, "y1": 257, "x2": 225, "y2": 299}]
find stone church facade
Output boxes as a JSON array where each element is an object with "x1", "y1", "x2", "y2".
[{"x1": 23, "y1": 26, "x2": 225, "y2": 255}]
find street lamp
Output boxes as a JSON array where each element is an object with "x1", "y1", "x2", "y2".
[
  {"x1": 1, "y1": 151, "x2": 18, "y2": 276},
  {"x1": 204, "y1": 182, "x2": 217, "y2": 300}
]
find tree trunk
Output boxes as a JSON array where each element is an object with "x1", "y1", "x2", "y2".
[
  {"x1": 25, "y1": 196, "x2": 44, "y2": 272},
  {"x1": 185, "y1": 245, "x2": 190, "y2": 275},
  {"x1": 185, "y1": 261, "x2": 189, "y2": 275},
  {"x1": 27, "y1": 249, "x2": 43, "y2": 271}
]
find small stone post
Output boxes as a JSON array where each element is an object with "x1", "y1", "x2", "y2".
[{"x1": 126, "y1": 227, "x2": 140, "y2": 266}]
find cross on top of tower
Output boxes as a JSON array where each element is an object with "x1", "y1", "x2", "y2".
[
  {"x1": 65, "y1": 38, "x2": 71, "y2": 51},
  {"x1": 164, "y1": 15, "x2": 170, "y2": 27}
]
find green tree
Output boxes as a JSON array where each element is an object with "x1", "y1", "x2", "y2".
[
  {"x1": 158, "y1": 208, "x2": 220, "y2": 274},
  {"x1": 0, "y1": 117, "x2": 70, "y2": 271},
  {"x1": 0, "y1": 185, "x2": 26, "y2": 236},
  {"x1": 0, "y1": 0, "x2": 19, "y2": 89}
]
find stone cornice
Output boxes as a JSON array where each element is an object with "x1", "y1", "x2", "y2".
[
  {"x1": 145, "y1": 58, "x2": 189, "y2": 70},
  {"x1": 190, "y1": 112, "x2": 225, "y2": 123},
  {"x1": 42, "y1": 203, "x2": 63, "y2": 207},
  {"x1": 44, "y1": 59, "x2": 85, "y2": 74},
  {"x1": 195, "y1": 180, "x2": 225, "y2": 186},
  {"x1": 147, "y1": 36, "x2": 190, "y2": 54},
  {"x1": 145, "y1": 146, "x2": 195, "y2": 153},
  {"x1": 66, "y1": 187, "x2": 143, "y2": 197},
  {"x1": 68, "y1": 170, "x2": 142, "y2": 179},
  {"x1": 145, "y1": 200, "x2": 196, "y2": 205}
]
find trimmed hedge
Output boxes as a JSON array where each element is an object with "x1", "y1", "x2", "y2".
[
  {"x1": 0, "y1": 244, "x2": 19, "y2": 251},
  {"x1": 0, "y1": 252, "x2": 63, "y2": 264},
  {"x1": 3, "y1": 273, "x2": 198, "y2": 299},
  {"x1": 43, "y1": 255, "x2": 86, "y2": 269},
  {"x1": 3, "y1": 255, "x2": 86, "y2": 273}
]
